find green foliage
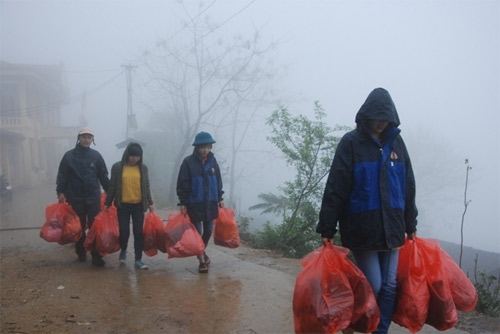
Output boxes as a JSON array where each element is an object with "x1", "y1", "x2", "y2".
[
  {"x1": 249, "y1": 102, "x2": 349, "y2": 258},
  {"x1": 474, "y1": 270, "x2": 500, "y2": 316},
  {"x1": 236, "y1": 214, "x2": 256, "y2": 245},
  {"x1": 249, "y1": 193, "x2": 291, "y2": 218},
  {"x1": 253, "y1": 221, "x2": 281, "y2": 250}
]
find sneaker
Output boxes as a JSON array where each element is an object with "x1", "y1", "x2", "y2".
[
  {"x1": 135, "y1": 260, "x2": 148, "y2": 270},
  {"x1": 77, "y1": 254, "x2": 87, "y2": 262},
  {"x1": 119, "y1": 250, "x2": 126, "y2": 264},
  {"x1": 92, "y1": 257, "x2": 105, "y2": 267}
]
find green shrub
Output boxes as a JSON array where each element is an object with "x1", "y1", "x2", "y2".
[
  {"x1": 236, "y1": 214, "x2": 255, "y2": 245},
  {"x1": 474, "y1": 270, "x2": 500, "y2": 317},
  {"x1": 248, "y1": 221, "x2": 321, "y2": 258},
  {"x1": 254, "y1": 221, "x2": 281, "y2": 250}
]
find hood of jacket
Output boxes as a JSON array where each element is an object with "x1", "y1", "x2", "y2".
[
  {"x1": 355, "y1": 88, "x2": 400, "y2": 127},
  {"x1": 121, "y1": 142, "x2": 143, "y2": 166}
]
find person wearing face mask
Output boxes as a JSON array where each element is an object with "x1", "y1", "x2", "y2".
[
  {"x1": 104, "y1": 142, "x2": 154, "y2": 270},
  {"x1": 56, "y1": 127, "x2": 110, "y2": 266},
  {"x1": 317, "y1": 88, "x2": 418, "y2": 334},
  {"x1": 176, "y1": 131, "x2": 225, "y2": 273}
]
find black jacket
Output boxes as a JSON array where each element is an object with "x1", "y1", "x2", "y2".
[
  {"x1": 56, "y1": 144, "x2": 110, "y2": 205},
  {"x1": 316, "y1": 88, "x2": 418, "y2": 250}
]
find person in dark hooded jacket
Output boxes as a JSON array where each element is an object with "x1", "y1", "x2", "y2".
[
  {"x1": 177, "y1": 131, "x2": 224, "y2": 273},
  {"x1": 56, "y1": 127, "x2": 110, "y2": 266},
  {"x1": 104, "y1": 142, "x2": 154, "y2": 270},
  {"x1": 317, "y1": 88, "x2": 418, "y2": 334}
]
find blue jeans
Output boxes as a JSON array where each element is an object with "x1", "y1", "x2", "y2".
[
  {"x1": 117, "y1": 203, "x2": 144, "y2": 261},
  {"x1": 352, "y1": 249, "x2": 399, "y2": 334}
]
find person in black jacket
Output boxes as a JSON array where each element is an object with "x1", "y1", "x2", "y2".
[
  {"x1": 317, "y1": 88, "x2": 418, "y2": 334},
  {"x1": 104, "y1": 142, "x2": 154, "y2": 270},
  {"x1": 56, "y1": 127, "x2": 110, "y2": 266},
  {"x1": 177, "y1": 131, "x2": 224, "y2": 273}
]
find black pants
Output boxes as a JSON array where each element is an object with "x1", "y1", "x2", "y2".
[
  {"x1": 117, "y1": 203, "x2": 144, "y2": 261},
  {"x1": 70, "y1": 200, "x2": 101, "y2": 259}
]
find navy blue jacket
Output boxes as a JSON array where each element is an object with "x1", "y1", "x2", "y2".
[
  {"x1": 316, "y1": 88, "x2": 418, "y2": 250},
  {"x1": 176, "y1": 150, "x2": 224, "y2": 223},
  {"x1": 56, "y1": 144, "x2": 110, "y2": 205}
]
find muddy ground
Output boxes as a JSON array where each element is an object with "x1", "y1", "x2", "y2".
[{"x1": 1, "y1": 185, "x2": 499, "y2": 333}]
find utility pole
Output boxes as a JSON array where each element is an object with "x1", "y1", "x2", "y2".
[{"x1": 121, "y1": 64, "x2": 138, "y2": 139}]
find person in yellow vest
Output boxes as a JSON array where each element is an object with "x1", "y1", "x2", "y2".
[{"x1": 104, "y1": 142, "x2": 154, "y2": 269}]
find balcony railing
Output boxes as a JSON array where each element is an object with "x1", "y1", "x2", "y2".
[
  {"x1": 1, "y1": 116, "x2": 78, "y2": 140},
  {"x1": 0, "y1": 116, "x2": 24, "y2": 127}
]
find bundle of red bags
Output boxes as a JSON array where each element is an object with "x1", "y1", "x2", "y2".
[
  {"x1": 100, "y1": 192, "x2": 117, "y2": 216},
  {"x1": 40, "y1": 202, "x2": 82, "y2": 245},
  {"x1": 214, "y1": 207, "x2": 240, "y2": 248},
  {"x1": 293, "y1": 243, "x2": 380, "y2": 333},
  {"x1": 393, "y1": 236, "x2": 478, "y2": 333},
  {"x1": 84, "y1": 209, "x2": 120, "y2": 256},
  {"x1": 143, "y1": 212, "x2": 167, "y2": 256},
  {"x1": 164, "y1": 211, "x2": 204, "y2": 259}
]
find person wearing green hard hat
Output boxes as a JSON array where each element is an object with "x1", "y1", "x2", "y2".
[{"x1": 176, "y1": 131, "x2": 225, "y2": 273}]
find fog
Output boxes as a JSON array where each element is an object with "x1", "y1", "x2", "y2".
[{"x1": 1, "y1": 0, "x2": 498, "y2": 253}]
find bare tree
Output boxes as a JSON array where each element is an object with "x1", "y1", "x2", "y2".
[
  {"x1": 138, "y1": 2, "x2": 280, "y2": 204},
  {"x1": 459, "y1": 158, "x2": 472, "y2": 268}
]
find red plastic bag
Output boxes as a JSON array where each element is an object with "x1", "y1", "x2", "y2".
[
  {"x1": 84, "y1": 223, "x2": 96, "y2": 251},
  {"x1": 419, "y1": 238, "x2": 458, "y2": 331},
  {"x1": 393, "y1": 238, "x2": 430, "y2": 333},
  {"x1": 143, "y1": 212, "x2": 166, "y2": 257},
  {"x1": 85, "y1": 210, "x2": 120, "y2": 256},
  {"x1": 40, "y1": 202, "x2": 82, "y2": 244},
  {"x1": 293, "y1": 244, "x2": 360, "y2": 333},
  {"x1": 213, "y1": 207, "x2": 240, "y2": 248},
  {"x1": 440, "y1": 249, "x2": 478, "y2": 312},
  {"x1": 164, "y1": 211, "x2": 204, "y2": 259},
  {"x1": 343, "y1": 258, "x2": 380, "y2": 333},
  {"x1": 100, "y1": 192, "x2": 117, "y2": 216},
  {"x1": 395, "y1": 237, "x2": 458, "y2": 332},
  {"x1": 58, "y1": 213, "x2": 83, "y2": 245},
  {"x1": 40, "y1": 216, "x2": 63, "y2": 242}
]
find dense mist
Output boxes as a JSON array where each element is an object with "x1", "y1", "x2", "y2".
[{"x1": 1, "y1": 0, "x2": 498, "y2": 253}]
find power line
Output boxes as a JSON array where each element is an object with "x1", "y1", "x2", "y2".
[
  {"x1": 0, "y1": 1, "x2": 260, "y2": 119},
  {"x1": 131, "y1": 0, "x2": 257, "y2": 64},
  {"x1": 64, "y1": 68, "x2": 122, "y2": 74}
]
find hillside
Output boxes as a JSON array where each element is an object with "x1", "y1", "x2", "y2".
[{"x1": 438, "y1": 240, "x2": 500, "y2": 279}]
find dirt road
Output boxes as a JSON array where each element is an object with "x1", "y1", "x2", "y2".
[
  {"x1": 0, "y1": 235, "x2": 476, "y2": 334},
  {"x1": 0, "y1": 184, "x2": 495, "y2": 333},
  {"x1": 1, "y1": 237, "x2": 299, "y2": 333}
]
